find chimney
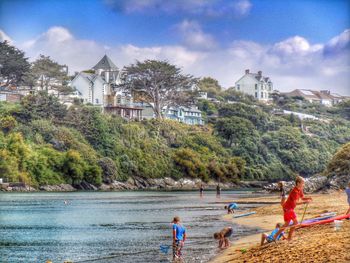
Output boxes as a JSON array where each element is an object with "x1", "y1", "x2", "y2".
[
  {"x1": 245, "y1": 69, "x2": 250, "y2": 74},
  {"x1": 258, "y1": 71, "x2": 262, "y2": 76}
]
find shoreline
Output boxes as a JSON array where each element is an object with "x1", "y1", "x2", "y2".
[
  {"x1": 210, "y1": 191, "x2": 350, "y2": 263},
  {"x1": 0, "y1": 179, "x2": 266, "y2": 192}
]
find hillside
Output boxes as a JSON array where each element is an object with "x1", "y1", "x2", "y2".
[{"x1": 0, "y1": 92, "x2": 349, "y2": 189}]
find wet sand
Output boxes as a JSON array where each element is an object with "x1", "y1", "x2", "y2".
[{"x1": 210, "y1": 191, "x2": 350, "y2": 263}]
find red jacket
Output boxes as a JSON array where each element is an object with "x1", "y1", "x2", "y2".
[{"x1": 283, "y1": 187, "x2": 304, "y2": 210}]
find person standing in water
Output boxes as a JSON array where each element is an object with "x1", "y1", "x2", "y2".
[
  {"x1": 172, "y1": 216, "x2": 186, "y2": 260},
  {"x1": 216, "y1": 184, "x2": 221, "y2": 198},
  {"x1": 199, "y1": 184, "x2": 204, "y2": 198}
]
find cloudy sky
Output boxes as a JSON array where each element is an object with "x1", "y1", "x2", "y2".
[{"x1": 1, "y1": 0, "x2": 349, "y2": 94}]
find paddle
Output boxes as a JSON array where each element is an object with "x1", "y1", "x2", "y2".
[{"x1": 300, "y1": 202, "x2": 309, "y2": 224}]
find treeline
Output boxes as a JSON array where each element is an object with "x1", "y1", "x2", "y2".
[
  {"x1": 1, "y1": 92, "x2": 349, "y2": 187},
  {"x1": 211, "y1": 101, "x2": 350, "y2": 180},
  {"x1": 0, "y1": 93, "x2": 245, "y2": 187}
]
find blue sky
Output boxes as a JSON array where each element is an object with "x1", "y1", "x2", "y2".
[
  {"x1": 0, "y1": 0, "x2": 349, "y2": 94},
  {"x1": 1, "y1": 0, "x2": 349, "y2": 45}
]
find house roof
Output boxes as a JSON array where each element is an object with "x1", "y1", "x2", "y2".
[
  {"x1": 72, "y1": 72, "x2": 106, "y2": 86},
  {"x1": 235, "y1": 72, "x2": 272, "y2": 84},
  {"x1": 283, "y1": 89, "x2": 342, "y2": 101},
  {"x1": 92, "y1": 55, "x2": 118, "y2": 71}
]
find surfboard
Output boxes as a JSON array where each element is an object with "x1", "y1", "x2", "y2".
[
  {"x1": 301, "y1": 213, "x2": 337, "y2": 224},
  {"x1": 300, "y1": 214, "x2": 350, "y2": 227},
  {"x1": 233, "y1": 211, "x2": 256, "y2": 218}
]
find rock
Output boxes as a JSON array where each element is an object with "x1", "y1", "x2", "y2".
[
  {"x1": 325, "y1": 174, "x2": 350, "y2": 190},
  {"x1": 75, "y1": 181, "x2": 98, "y2": 191},
  {"x1": 263, "y1": 175, "x2": 328, "y2": 193},
  {"x1": 39, "y1": 184, "x2": 76, "y2": 191}
]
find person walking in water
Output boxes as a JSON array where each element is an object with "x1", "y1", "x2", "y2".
[
  {"x1": 199, "y1": 184, "x2": 204, "y2": 198},
  {"x1": 216, "y1": 184, "x2": 221, "y2": 198},
  {"x1": 172, "y1": 216, "x2": 186, "y2": 261}
]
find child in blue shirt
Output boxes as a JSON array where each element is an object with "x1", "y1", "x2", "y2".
[
  {"x1": 224, "y1": 203, "x2": 238, "y2": 214},
  {"x1": 261, "y1": 223, "x2": 286, "y2": 246},
  {"x1": 172, "y1": 216, "x2": 186, "y2": 260},
  {"x1": 346, "y1": 183, "x2": 350, "y2": 215}
]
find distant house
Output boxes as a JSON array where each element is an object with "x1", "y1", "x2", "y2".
[
  {"x1": 282, "y1": 89, "x2": 347, "y2": 106},
  {"x1": 197, "y1": 91, "x2": 208, "y2": 100},
  {"x1": 71, "y1": 55, "x2": 121, "y2": 106},
  {"x1": 0, "y1": 89, "x2": 23, "y2": 103},
  {"x1": 71, "y1": 55, "x2": 142, "y2": 120},
  {"x1": 163, "y1": 106, "x2": 204, "y2": 125},
  {"x1": 235, "y1": 69, "x2": 273, "y2": 102}
]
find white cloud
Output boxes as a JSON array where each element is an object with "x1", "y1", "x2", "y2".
[
  {"x1": 233, "y1": 0, "x2": 252, "y2": 16},
  {"x1": 271, "y1": 36, "x2": 323, "y2": 56},
  {"x1": 0, "y1": 30, "x2": 13, "y2": 43},
  {"x1": 323, "y1": 29, "x2": 350, "y2": 57},
  {"x1": 176, "y1": 20, "x2": 217, "y2": 50},
  {"x1": 2, "y1": 27, "x2": 350, "y2": 95}
]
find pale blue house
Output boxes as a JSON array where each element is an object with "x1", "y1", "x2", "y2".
[{"x1": 163, "y1": 106, "x2": 204, "y2": 125}]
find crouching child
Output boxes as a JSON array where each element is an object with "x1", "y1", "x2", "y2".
[{"x1": 214, "y1": 227, "x2": 233, "y2": 249}]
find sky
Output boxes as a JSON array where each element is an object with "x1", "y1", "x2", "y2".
[{"x1": 0, "y1": 0, "x2": 349, "y2": 95}]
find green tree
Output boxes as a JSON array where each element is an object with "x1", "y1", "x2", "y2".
[
  {"x1": 326, "y1": 142, "x2": 350, "y2": 177},
  {"x1": 197, "y1": 77, "x2": 222, "y2": 98},
  {"x1": 62, "y1": 150, "x2": 86, "y2": 185},
  {"x1": 0, "y1": 116, "x2": 17, "y2": 133},
  {"x1": 19, "y1": 92, "x2": 67, "y2": 122},
  {"x1": 0, "y1": 41, "x2": 30, "y2": 87},
  {"x1": 119, "y1": 60, "x2": 197, "y2": 119},
  {"x1": 31, "y1": 55, "x2": 72, "y2": 96}
]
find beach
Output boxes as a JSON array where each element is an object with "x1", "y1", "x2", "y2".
[{"x1": 211, "y1": 191, "x2": 350, "y2": 263}]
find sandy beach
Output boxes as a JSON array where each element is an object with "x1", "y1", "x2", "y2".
[{"x1": 210, "y1": 191, "x2": 350, "y2": 263}]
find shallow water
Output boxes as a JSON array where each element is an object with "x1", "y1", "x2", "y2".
[{"x1": 0, "y1": 191, "x2": 260, "y2": 263}]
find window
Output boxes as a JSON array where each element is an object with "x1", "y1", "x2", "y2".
[
  {"x1": 261, "y1": 92, "x2": 264, "y2": 98},
  {"x1": 255, "y1": 84, "x2": 258, "y2": 90},
  {"x1": 255, "y1": 92, "x2": 258, "y2": 98},
  {"x1": 237, "y1": 84, "x2": 240, "y2": 90},
  {"x1": 95, "y1": 98, "x2": 99, "y2": 104}
]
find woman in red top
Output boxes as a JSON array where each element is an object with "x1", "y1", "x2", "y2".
[{"x1": 274, "y1": 176, "x2": 312, "y2": 241}]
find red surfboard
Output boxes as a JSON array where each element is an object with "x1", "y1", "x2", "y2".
[{"x1": 300, "y1": 214, "x2": 350, "y2": 228}]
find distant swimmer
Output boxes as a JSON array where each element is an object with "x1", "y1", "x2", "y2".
[{"x1": 64, "y1": 200, "x2": 68, "y2": 205}]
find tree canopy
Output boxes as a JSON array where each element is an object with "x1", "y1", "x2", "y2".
[
  {"x1": 119, "y1": 60, "x2": 197, "y2": 119},
  {"x1": 0, "y1": 41, "x2": 30, "y2": 87},
  {"x1": 31, "y1": 55, "x2": 72, "y2": 96}
]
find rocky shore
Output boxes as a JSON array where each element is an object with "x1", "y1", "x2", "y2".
[
  {"x1": 0, "y1": 177, "x2": 267, "y2": 192},
  {"x1": 1, "y1": 173, "x2": 347, "y2": 192},
  {"x1": 263, "y1": 173, "x2": 349, "y2": 193}
]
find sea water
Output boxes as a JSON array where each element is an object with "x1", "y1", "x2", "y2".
[{"x1": 0, "y1": 191, "x2": 260, "y2": 263}]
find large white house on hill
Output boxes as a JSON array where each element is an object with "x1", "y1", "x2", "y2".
[
  {"x1": 71, "y1": 55, "x2": 122, "y2": 106},
  {"x1": 235, "y1": 69, "x2": 273, "y2": 102}
]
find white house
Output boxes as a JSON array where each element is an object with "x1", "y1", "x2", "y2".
[
  {"x1": 71, "y1": 55, "x2": 121, "y2": 106},
  {"x1": 235, "y1": 69, "x2": 273, "y2": 102},
  {"x1": 71, "y1": 72, "x2": 106, "y2": 105}
]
